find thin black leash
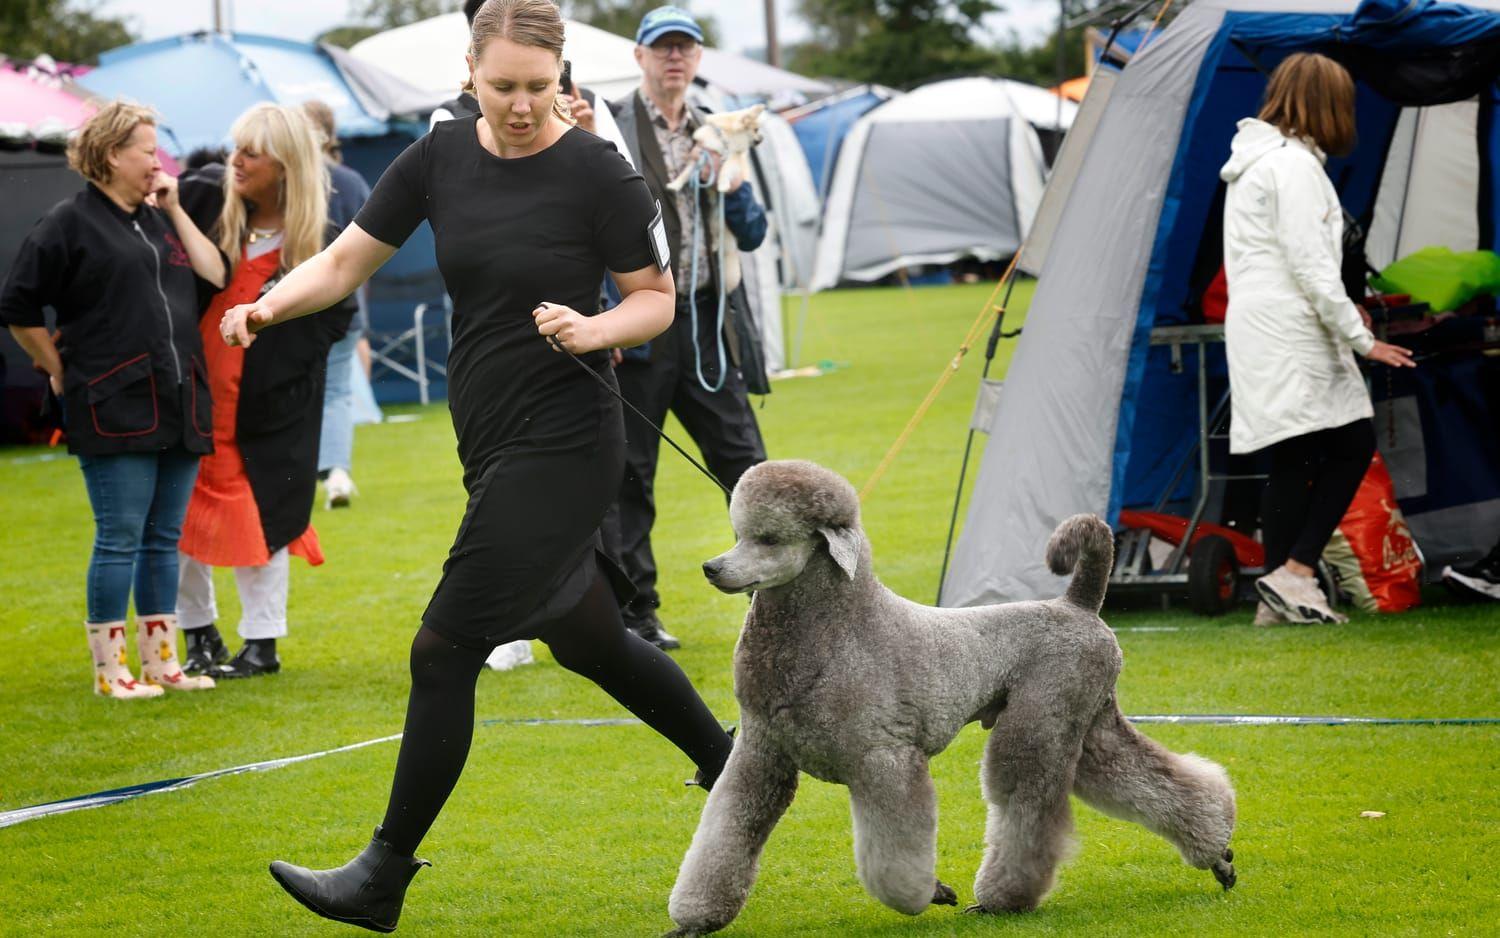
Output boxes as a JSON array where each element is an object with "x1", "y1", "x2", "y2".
[{"x1": 548, "y1": 335, "x2": 733, "y2": 497}]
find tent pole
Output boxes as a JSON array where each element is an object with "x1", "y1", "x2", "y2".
[
  {"x1": 936, "y1": 272, "x2": 1021, "y2": 604},
  {"x1": 764, "y1": 0, "x2": 781, "y2": 69}
]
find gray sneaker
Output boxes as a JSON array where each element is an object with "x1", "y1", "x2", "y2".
[
  {"x1": 1252, "y1": 602, "x2": 1285, "y2": 627},
  {"x1": 1255, "y1": 566, "x2": 1340, "y2": 624}
]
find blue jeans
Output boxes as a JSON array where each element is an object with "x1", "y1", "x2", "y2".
[
  {"x1": 319, "y1": 331, "x2": 358, "y2": 473},
  {"x1": 78, "y1": 449, "x2": 200, "y2": 622}
]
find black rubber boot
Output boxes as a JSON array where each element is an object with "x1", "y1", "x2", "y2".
[
  {"x1": 182, "y1": 624, "x2": 230, "y2": 676},
  {"x1": 269, "y1": 827, "x2": 430, "y2": 933}
]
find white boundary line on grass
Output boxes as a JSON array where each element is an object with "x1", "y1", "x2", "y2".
[
  {"x1": 4, "y1": 715, "x2": 1497, "y2": 830},
  {"x1": 3, "y1": 452, "x2": 66, "y2": 466}
]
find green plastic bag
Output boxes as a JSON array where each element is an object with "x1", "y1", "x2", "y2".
[{"x1": 1369, "y1": 247, "x2": 1500, "y2": 312}]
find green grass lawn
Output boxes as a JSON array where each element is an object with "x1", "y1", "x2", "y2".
[{"x1": 1, "y1": 281, "x2": 1496, "y2": 936}]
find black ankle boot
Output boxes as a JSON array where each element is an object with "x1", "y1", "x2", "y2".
[
  {"x1": 182, "y1": 624, "x2": 230, "y2": 676},
  {"x1": 216, "y1": 639, "x2": 280, "y2": 678},
  {"x1": 269, "y1": 827, "x2": 430, "y2": 933},
  {"x1": 685, "y1": 726, "x2": 736, "y2": 793}
]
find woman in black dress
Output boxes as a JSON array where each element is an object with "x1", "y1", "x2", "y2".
[{"x1": 218, "y1": 1, "x2": 734, "y2": 930}]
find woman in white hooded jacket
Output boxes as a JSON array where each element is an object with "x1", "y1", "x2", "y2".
[{"x1": 1220, "y1": 52, "x2": 1415, "y2": 625}]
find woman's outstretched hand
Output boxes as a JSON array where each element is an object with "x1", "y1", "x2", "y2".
[
  {"x1": 534, "y1": 301, "x2": 606, "y2": 354},
  {"x1": 220, "y1": 301, "x2": 276, "y2": 348},
  {"x1": 1364, "y1": 340, "x2": 1416, "y2": 368}
]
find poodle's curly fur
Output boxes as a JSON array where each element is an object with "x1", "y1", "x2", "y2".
[{"x1": 667, "y1": 460, "x2": 1237, "y2": 936}]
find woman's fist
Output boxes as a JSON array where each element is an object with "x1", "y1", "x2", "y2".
[
  {"x1": 220, "y1": 301, "x2": 276, "y2": 348},
  {"x1": 534, "y1": 302, "x2": 606, "y2": 354}
]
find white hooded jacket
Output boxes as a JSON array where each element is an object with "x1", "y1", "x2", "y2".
[{"x1": 1220, "y1": 118, "x2": 1375, "y2": 454}]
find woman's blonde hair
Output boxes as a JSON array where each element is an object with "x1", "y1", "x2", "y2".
[
  {"x1": 218, "y1": 103, "x2": 329, "y2": 274},
  {"x1": 461, "y1": 0, "x2": 575, "y2": 126},
  {"x1": 67, "y1": 100, "x2": 157, "y2": 185},
  {"x1": 1258, "y1": 52, "x2": 1357, "y2": 157}
]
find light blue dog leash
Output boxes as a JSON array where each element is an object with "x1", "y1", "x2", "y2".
[{"x1": 683, "y1": 147, "x2": 730, "y2": 393}]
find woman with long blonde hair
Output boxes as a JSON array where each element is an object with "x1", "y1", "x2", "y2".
[{"x1": 175, "y1": 103, "x2": 354, "y2": 678}]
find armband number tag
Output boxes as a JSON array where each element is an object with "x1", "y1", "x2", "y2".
[{"x1": 647, "y1": 202, "x2": 670, "y2": 271}]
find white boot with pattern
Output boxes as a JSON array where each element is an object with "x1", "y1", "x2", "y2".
[
  {"x1": 137, "y1": 615, "x2": 216, "y2": 691},
  {"x1": 86, "y1": 621, "x2": 164, "y2": 699}
]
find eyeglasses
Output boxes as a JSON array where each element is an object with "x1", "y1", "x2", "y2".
[{"x1": 648, "y1": 39, "x2": 701, "y2": 59}]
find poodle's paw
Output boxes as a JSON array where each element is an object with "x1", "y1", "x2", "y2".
[
  {"x1": 932, "y1": 881, "x2": 958, "y2": 906},
  {"x1": 663, "y1": 928, "x2": 704, "y2": 938},
  {"x1": 963, "y1": 898, "x2": 1034, "y2": 915},
  {"x1": 1211, "y1": 847, "x2": 1236, "y2": 890}
]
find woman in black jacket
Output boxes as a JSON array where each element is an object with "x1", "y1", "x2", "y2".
[{"x1": 0, "y1": 100, "x2": 225, "y2": 698}]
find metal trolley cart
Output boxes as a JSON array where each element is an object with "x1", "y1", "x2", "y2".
[{"x1": 1109, "y1": 324, "x2": 1269, "y2": 614}]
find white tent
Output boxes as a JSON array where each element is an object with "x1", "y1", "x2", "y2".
[
  {"x1": 810, "y1": 77, "x2": 1074, "y2": 291},
  {"x1": 348, "y1": 14, "x2": 828, "y2": 103}
]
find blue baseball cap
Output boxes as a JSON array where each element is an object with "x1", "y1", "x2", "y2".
[{"x1": 635, "y1": 6, "x2": 704, "y2": 47}]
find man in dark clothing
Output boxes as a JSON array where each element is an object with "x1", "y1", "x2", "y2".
[{"x1": 607, "y1": 5, "x2": 770, "y2": 650}]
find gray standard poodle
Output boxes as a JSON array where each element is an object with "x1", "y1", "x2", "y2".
[{"x1": 667, "y1": 460, "x2": 1236, "y2": 936}]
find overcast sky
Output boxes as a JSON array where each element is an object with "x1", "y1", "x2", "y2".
[{"x1": 95, "y1": 0, "x2": 1060, "y2": 57}]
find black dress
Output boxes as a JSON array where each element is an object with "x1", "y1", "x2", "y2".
[{"x1": 354, "y1": 118, "x2": 659, "y2": 647}]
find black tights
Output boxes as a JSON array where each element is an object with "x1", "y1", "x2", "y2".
[
  {"x1": 1260, "y1": 419, "x2": 1376, "y2": 571},
  {"x1": 378, "y1": 563, "x2": 733, "y2": 855}
]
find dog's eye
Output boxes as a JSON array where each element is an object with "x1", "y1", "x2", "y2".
[{"x1": 753, "y1": 535, "x2": 778, "y2": 547}]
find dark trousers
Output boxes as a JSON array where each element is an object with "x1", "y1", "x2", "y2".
[
  {"x1": 612, "y1": 297, "x2": 767, "y2": 622},
  {"x1": 1260, "y1": 419, "x2": 1376, "y2": 571}
]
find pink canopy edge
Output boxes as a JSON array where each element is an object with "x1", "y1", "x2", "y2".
[{"x1": 0, "y1": 69, "x2": 181, "y2": 175}]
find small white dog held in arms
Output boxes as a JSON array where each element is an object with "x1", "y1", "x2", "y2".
[
  {"x1": 666, "y1": 460, "x2": 1237, "y2": 936},
  {"x1": 666, "y1": 103, "x2": 766, "y2": 193}
]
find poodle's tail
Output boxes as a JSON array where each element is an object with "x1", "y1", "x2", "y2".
[{"x1": 1045, "y1": 514, "x2": 1114, "y2": 614}]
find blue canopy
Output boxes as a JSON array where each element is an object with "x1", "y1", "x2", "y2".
[{"x1": 79, "y1": 32, "x2": 407, "y2": 154}]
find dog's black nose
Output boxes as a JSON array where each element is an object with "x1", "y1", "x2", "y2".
[{"x1": 702, "y1": 559, "x2": 723, "y2": 578}]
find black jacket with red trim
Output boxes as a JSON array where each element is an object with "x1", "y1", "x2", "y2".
[{"x1": 0, "y1": 184, "x2": 214, "y2": 456}]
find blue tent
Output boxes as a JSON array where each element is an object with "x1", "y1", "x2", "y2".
[
  {"x1": 79, "y1": 32, "x2": 450, "y2": 403},
  {"x1": 785, "y1": 85, "x2": 897, "y2": 198},
  {"x1": 946, "y1": 0, "x2": 1500, "y2": 605}
]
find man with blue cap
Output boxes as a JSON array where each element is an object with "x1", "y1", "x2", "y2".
[{"x1": 608, "y1": 5, "x2": 770, "y2": 651}]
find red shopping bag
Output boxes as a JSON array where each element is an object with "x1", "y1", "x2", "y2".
[{"x1": 1322, "y1": 453, "x2": 1423, "y2": 613}]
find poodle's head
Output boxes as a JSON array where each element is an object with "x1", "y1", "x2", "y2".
[{"x1": 703, "y1": 460, "x2": 863, "y2": 594}]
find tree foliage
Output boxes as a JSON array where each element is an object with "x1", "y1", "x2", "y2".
[
  {"x1": 317, "y1": 0, "x2": 461, "y2": 49},
  {"x1": 991, "y1": 23, "x2": 1088, "y2": 88},
  {"x1": 787, "y1": 0, "x2": 1003, "y2": 88},
  {"x1": 563, "y1": 0, "x2": 720, "y2": 47},
  {"x1": 0, "y1": 0, "x2": 136, "y2": 66}
]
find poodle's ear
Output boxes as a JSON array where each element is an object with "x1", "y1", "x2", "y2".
[{"x1": 818, "y1": 525, "x2": 860, "y2": 580}]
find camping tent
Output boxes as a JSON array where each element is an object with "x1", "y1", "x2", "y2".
[
  {"x1": 78, "y1": 32, "x2": 442, "y2": 153},
  {"x1": 784, "y1": 84, "x2": 899, "y2": 198},
  {"x1": 0, "y1": 63, "x2": 99, "y2": 443},
  {"x1": 810, "y1": 77, "x2": 1074, "y2": 291},
  {"x1": 943, "y1": 0, "x2": 1500, "y2": 607},
  {"x1": 77, "y1": 32, "x2": 453, "y2": 403}
]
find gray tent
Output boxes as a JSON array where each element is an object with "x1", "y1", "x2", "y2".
[{"x1": 810, "y1": 77, "x2": 1063, "y2": 291}]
